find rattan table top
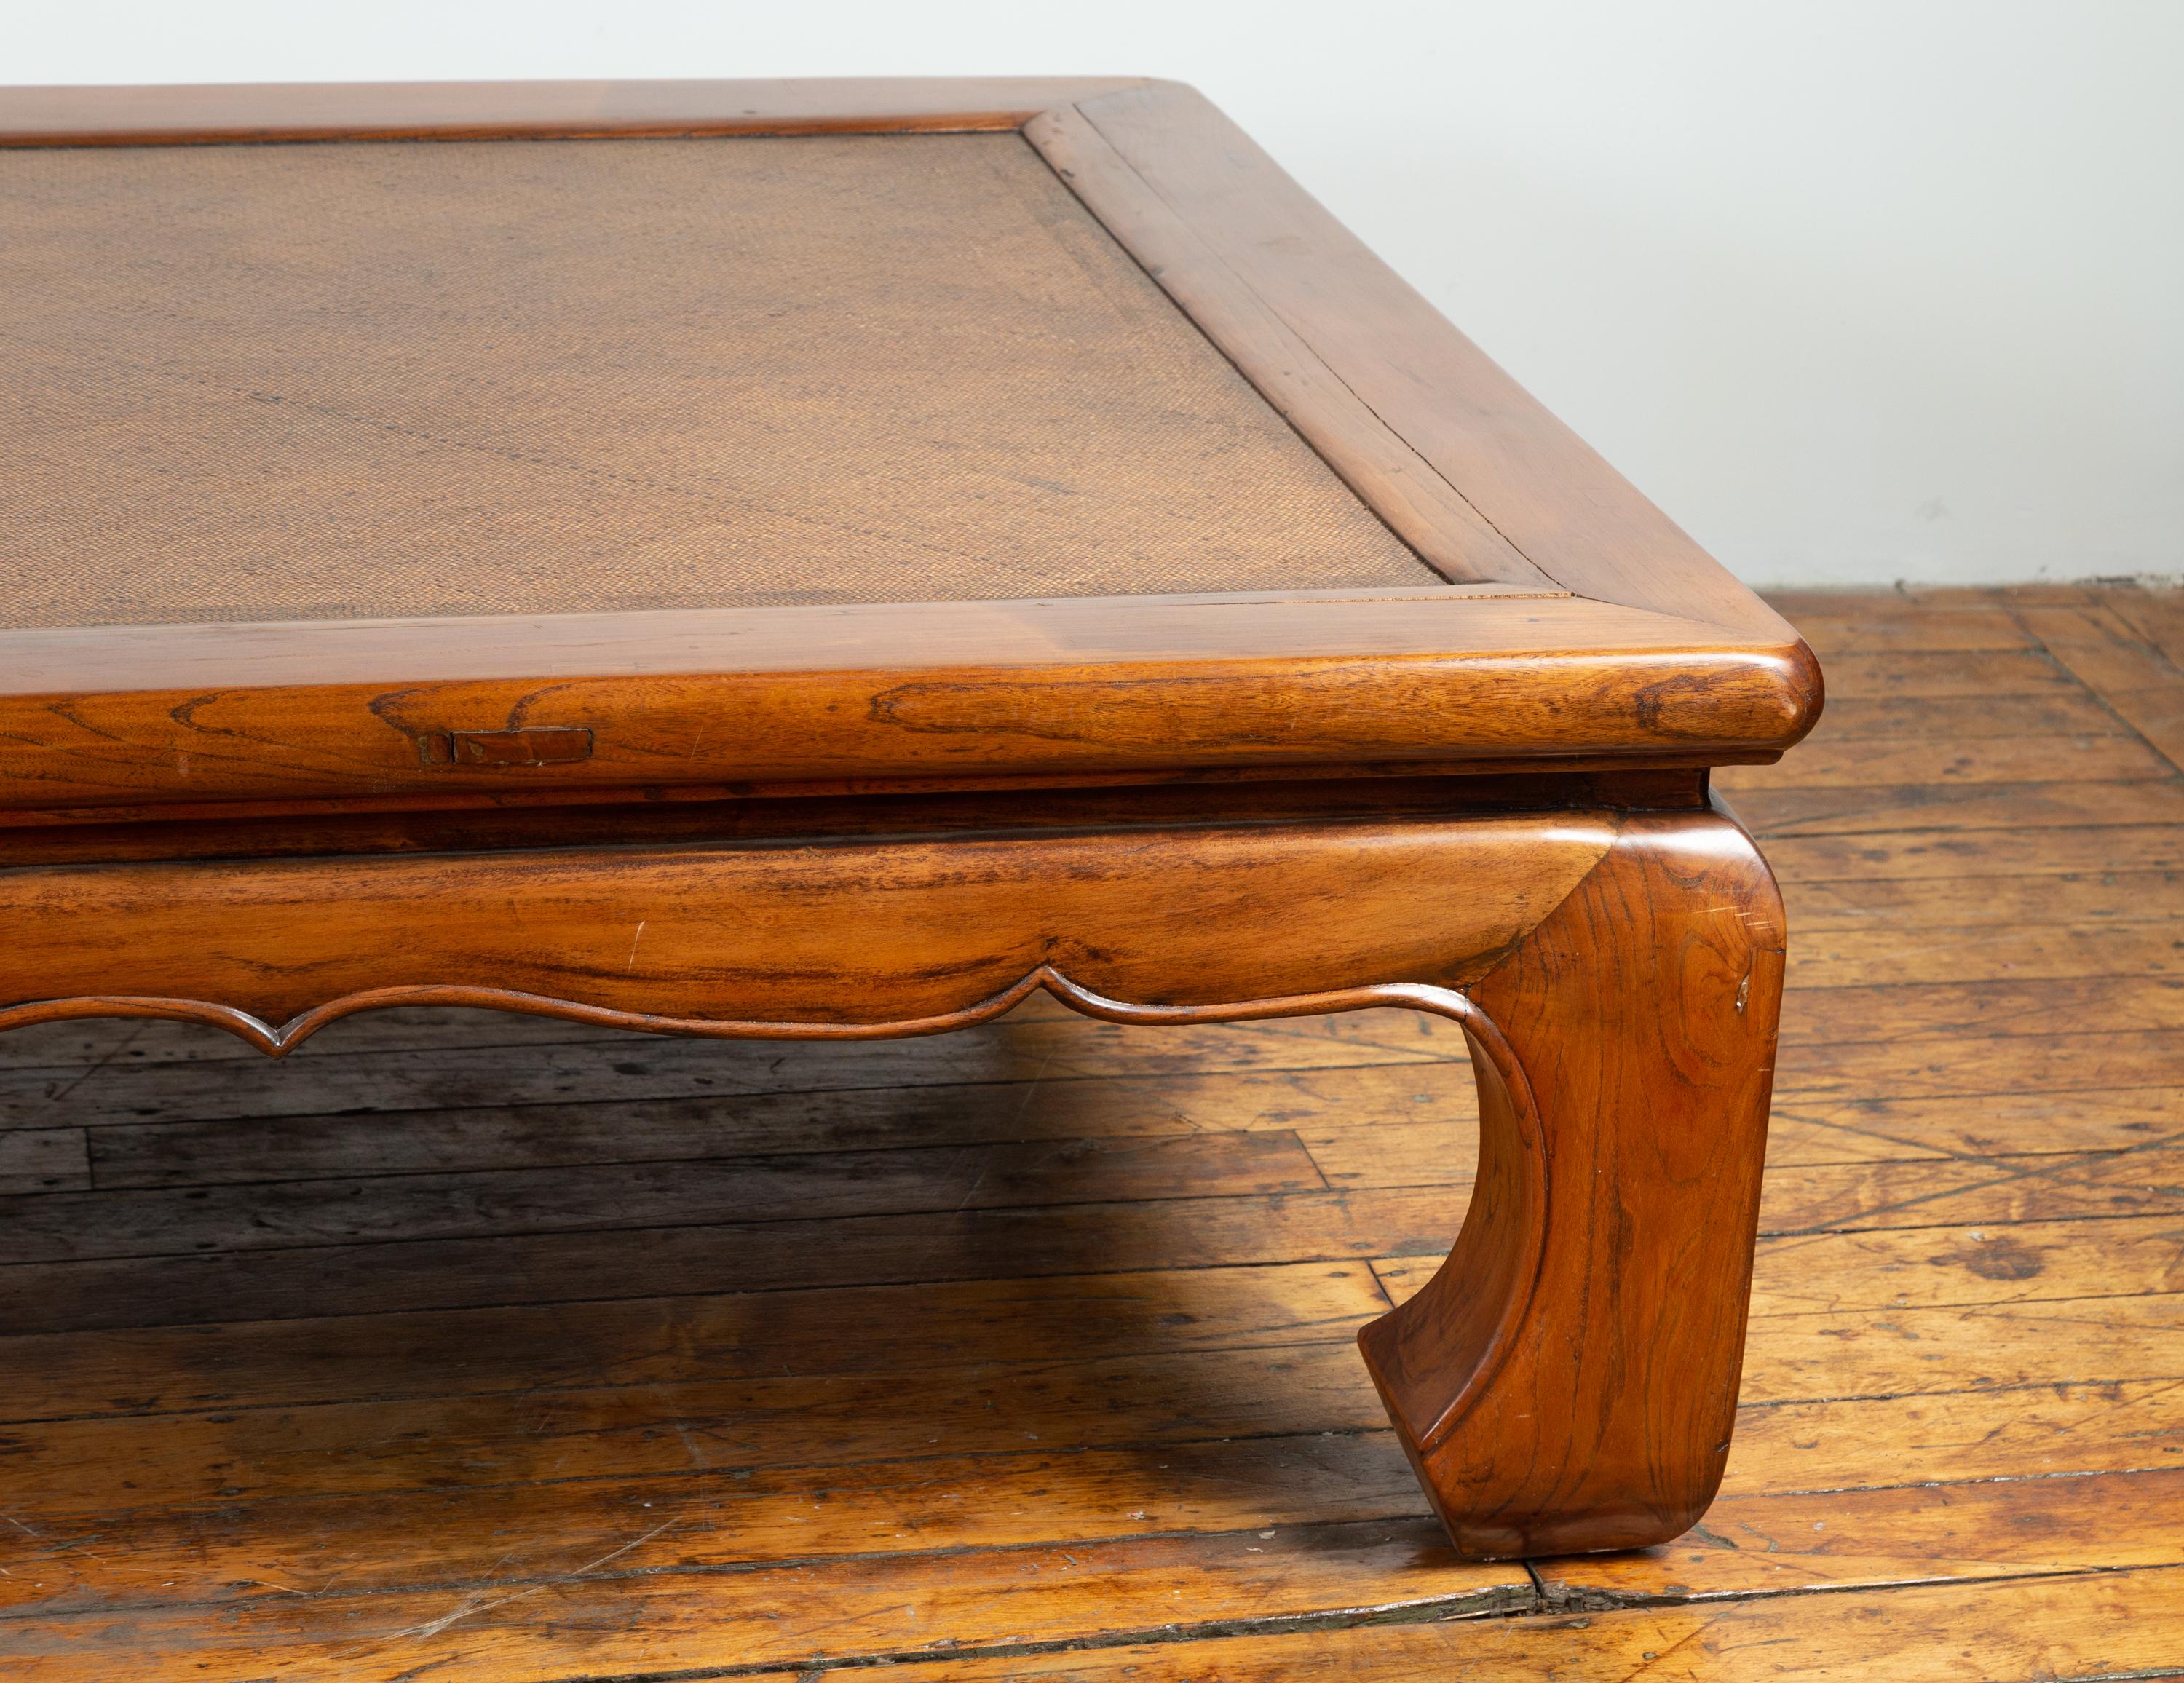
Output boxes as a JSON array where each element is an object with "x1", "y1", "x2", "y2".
[{"x1": 0, "y1": 130, "x2": 1441, "y2": 630}]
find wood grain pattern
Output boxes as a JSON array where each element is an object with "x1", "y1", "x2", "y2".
[
  {"x1": 4, "y1": 589, "x2": 2182, "y2": 1677},
  {"x1": 0, "y1": 812, "x2": 1610, "y2": 1031},
  {"x1": 2014, "y1": 601, "x2": 2184, "y2": 772},
  {"x1": 0, "y1": 79, "x2": 1816, "y2": 817},
  {"x1": 0, "y1": 74, "x2": 1874, "y2": 1673},
  {"x1": 0, "y1": 801, "x2": 1781, "y2": 1567},
  {"x1": 0, "y1": 593, "x2": 1813, "y2": 815},
  {"x1": 874, "y1": 1571, "x2": 2184, "y2": 1681},
  {"x1": 1361, "y1": 809, "x2": 1784, "y2": 1556},
  {"x1": 0, "y1": 767, "x2": 1707, "y2": 863}
]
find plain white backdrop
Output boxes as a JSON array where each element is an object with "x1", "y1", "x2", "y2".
[{"x1": 10, "y1": 1, "x2": 2181, "y2": 588}]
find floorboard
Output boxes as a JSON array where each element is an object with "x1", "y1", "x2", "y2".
[{"x1": 4, "y1": 584, "x2": 2181, "y2": 1678}]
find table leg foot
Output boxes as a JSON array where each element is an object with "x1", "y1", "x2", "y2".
[{"x1": 1358, "y1": 804, "x2": 1786, "y2": 1559}]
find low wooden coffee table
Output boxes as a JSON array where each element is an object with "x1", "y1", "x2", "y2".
[{"x1": 0, "y1": 78, "x2": 1818, "y2": 1560}]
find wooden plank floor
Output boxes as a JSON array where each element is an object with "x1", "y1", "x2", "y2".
[{"x1": 4, "y1": 584, "x2": 2183, "y2": 1680}]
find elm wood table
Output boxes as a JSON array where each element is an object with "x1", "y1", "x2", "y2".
[{"x1": 0, "y1": 78, "x2": 1819, "y2": 1561}]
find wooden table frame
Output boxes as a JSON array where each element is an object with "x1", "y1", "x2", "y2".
[{"x1": 0, "y1": 78, "x2": 1820, "y2": 1561}]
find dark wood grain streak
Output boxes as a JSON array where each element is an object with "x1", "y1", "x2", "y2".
[
  {"x1": 0, "y1": 769, "x2": 1707, "y2": 862},
  {"x1": 0, "y1": 813, "x2": 1612, "y2": 1032},
  {"x1": 0, "y1": 594, "x2": 1815, "y2": 817}
]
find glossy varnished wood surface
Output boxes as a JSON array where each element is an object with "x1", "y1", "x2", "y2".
[
  {"x1": 0, "y1": 812, "x2": 1611, "y2": 1033},
  {"x1": 0, "y1": 79, "x2": 1818, "y2": 817},
  {"x1": 0, "y1": 592, "x2": 1811, "y2": 815},
  {"x1": 0, "y1": 585, "x2": 2178, "y2": 1676},
  {"x1": 1361, "y1": 809, "x2": 1783, "y2": 1556},
  {"x1": 0, "y1": 761, "x2": 1762, "y2": 1561}
]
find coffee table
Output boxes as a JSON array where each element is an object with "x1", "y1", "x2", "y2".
[{"x1": 0, "y1": 78, "x2": 1819, "y2": 1560}]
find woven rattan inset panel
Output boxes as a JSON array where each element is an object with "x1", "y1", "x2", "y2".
[{"x1": 0, "y1": 132, "x2": 1448, "y2": 629}]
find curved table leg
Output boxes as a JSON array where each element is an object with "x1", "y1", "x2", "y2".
[{"x1": 1358, "y1": 804, "x2": 1787, "y2": 1559}]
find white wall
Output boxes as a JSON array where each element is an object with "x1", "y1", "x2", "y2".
[{"x1": 11, "y1": 1, "x2": 2180, "y2": 588}]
